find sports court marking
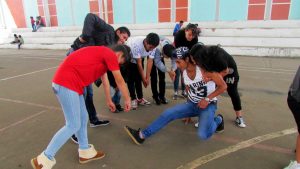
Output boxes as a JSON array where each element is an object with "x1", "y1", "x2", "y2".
[
  {"x1": 0, "y1": 66, "x2": 57, "y2": 81},
  {"x1": 0, "y1": 97, "x2": 60, "y2": 110},
  {"x1": 22, "y1": 56, "x2": 63, "y2": 60},
  {"x1": 0, "y1": 55, "x2": 63, "y2": 60},
  {"x1": 239, "y1": 66, "x2": 295, "y2": 72},
  {"x1": 0, "y1": 110, "x2": 46, "y2": 132},
  {"x1": 239, "y1": 68, "x2": 295, "y2": 75},
  {"x1": 177, "y1": 128, "x2": 297, "y2": 169},
  {"x1": 0, "y1": 97, "x2": 294, "y2": 156}
]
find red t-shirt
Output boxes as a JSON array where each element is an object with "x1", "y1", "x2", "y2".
[{"x1": 53, "y1": 46, "x2": 120, "y2": 94}]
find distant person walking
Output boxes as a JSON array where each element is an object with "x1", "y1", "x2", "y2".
[{"x1": 30, "y1": 16, "x2": 36, "y2": 32}]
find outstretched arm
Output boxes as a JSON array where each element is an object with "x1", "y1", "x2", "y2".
[
  {"x1": 112, "y1": 70, "x2": 131, "y2": 112},
  {"x1": 101, "y1": 73, "x2": 116, "y2": 112}
]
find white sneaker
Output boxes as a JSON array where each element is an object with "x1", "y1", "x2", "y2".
[
  {"x1": 173, "y1": 91, "x2": 178, "y2": 100},
  {"x1": 194, "y1": 122, "x2": 199, "y2": 128},
  {"x1": 284, "y1": 161, "x2": 300, "y2": 169},
  {"x1": 235, "y1": 116, "x2": 246, "y2": 128},
  {"x1": 131, "y1": 100, "x2": 138, "y2": 110},
  {"x1": 138, "y1": 98, "x2": 151, "y2": 106}
]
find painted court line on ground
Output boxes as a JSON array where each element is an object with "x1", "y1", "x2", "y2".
[
  {"x1": 0, "y1": 66, "x2": 57, "y2": 81},
  {"x1": 177, "y1": 128, "x2": 297, "y2": 169},
  {"x1": 22, "y1": 56, "x2": 63, "y2": 60},
  {"x1": 239, "y1": 66, "x2": 295, "y2": 72},
  {"x1": 239, "y1": 68, "x2": 295, "y2": 75},
  {"x1": 0, "y1": 97, "x2": 294, "y2": 156},
  {"x1": 0, "y1": 97, "x2": 60, "y2": 110},
  {"x1": 0, "y1": 110, "x2": 46, "y2": 132}
]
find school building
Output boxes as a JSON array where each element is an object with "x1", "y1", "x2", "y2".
[{"x1": 0, "y1": 0, "x2": 300, "y2": 28}]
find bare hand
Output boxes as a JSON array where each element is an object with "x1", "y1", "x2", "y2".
[
  {"x1": 198, "y1": 99, "x2": 209, "y2": 109},
  {"x1": 143, "y1": 79, "x2": 148, "y2": 88},
  {"x1": 107, "y1": 101, "x2": 116, "y2": 112},
  {"x1": 168, "y1": 71, "x2": 176, "y2": 81},
  {"x1": 124, "y1": 100, "x2": 131, "y2": 112}
]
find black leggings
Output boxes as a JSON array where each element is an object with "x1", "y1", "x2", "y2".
[
  {"x1": 150, "y1": 63, "x2": 165, "y2": 99},
  {"x1": 225, "y1": 76, "x2": 242, "y2": 111},
  {"x1": 127, "y1": 62, "x2": 143, "y2": 100},
  {"x1": 288, "y1": 92, "x2": 300, "y2": 133}
]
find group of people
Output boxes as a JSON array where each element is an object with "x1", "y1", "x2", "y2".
[
  {"x1": 29, "y1": 13, "x2": 299, "y2": 169},
  {"x1": 30, "y1": 16, "x2": 45, "y2": 32},
  {"x1": 10, "y1": 34, "x2": 24, "y2": 49}
]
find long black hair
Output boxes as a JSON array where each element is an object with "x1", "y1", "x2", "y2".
[{"x1": 192, "y1": 45, "x2": 228, "y2": 73}]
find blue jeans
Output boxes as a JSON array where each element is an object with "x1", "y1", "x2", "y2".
[
  {"x1": 174, "y1": 68, "x2": 185, "y2": 92},
  {"x1": 44, "y1": 83, "x2": 89, "y2": 160},
  {"x1": 142, "y1": 101, "x2": 221, "y2": 140},
  {"x1": 31, "y1": 24, "x2": 36, "y2": 31},
  {"x1": 110, "y1": 86, "x2": 121, "y2": 105}
]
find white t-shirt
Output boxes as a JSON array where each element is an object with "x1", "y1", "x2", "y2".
[
  {"x1": 183, "y1": 66, "x2": 217, "y2": 104},
  {"x1": 126, "y1": 36, "x2": 156, "y2": 64}
]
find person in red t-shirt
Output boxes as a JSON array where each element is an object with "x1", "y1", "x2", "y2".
[
  {"x1": 31, "y1": 45, "x2": 131, "y2": 169},
  {"x1": 30, "y1": 16, "x2": 36, "y2": 32}
]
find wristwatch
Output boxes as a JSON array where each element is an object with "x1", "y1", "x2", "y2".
[{"x1": 204, "y1": 97, "x2": 210, "y2": 102}]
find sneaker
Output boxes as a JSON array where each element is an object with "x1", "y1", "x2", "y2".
[
  {"x1": 124, "y1": 126, "x2": 145, "y2": 145},
  {"x1": 235, "y1": 116, "x2": 246, "y2": 128},
  {"x1": 131, "y1": 99, "x2": 138, "y2": 110},
  {"x1": 181, "y1": 91, "x2": 187, "y2": 98},
  {"x1": 284, "y1": 161, "x2": 300, "y2": 169},
  {"x1": 115, "y1": 104, "x2": 124, "y2": 113},
  {"x1": 173, "y1": 92, "x2": 178, "y2": 100},
  {"x1": 159, "y1": 97, "x2": 168, "y2": 104},
  {"x1": 71, "y1": 135, "x2": 78, "y2": 144},
  {"x1": 137, "y1": 98, "x2": 151, "y2": 106},
  {"x1": 215, "y1": 114, "x2": 224, "y2": 133},
  {"x1": 90, "y1": 120, "x2": 110, "y2": 127},
  {"x1": 153, "y1": 96, "x2": 161, "y2": 105},
  {"x1": 194, "y1": 122, "x2": 199, "y2": 128}
]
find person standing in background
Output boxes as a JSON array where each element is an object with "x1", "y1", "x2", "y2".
[
  {"x1": 30, "y1": 16, "x2": 36, "y2": 32},
  {"x1": 173, "y1": 21, "x2": 184, "y2": 37}
]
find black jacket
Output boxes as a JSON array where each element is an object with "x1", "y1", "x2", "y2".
[
  {"x1": 71, "y1": 13, "x2": 116, "y2": 50},
  {"x1": 174, "y1": 29, "x2": 198, "y2": 50}
]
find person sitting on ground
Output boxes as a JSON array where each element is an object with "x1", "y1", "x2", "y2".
[
  {"x1": 18, "y1": 35, "x2": 24, "y2": 50},
  {"x1": 124, "y1": 46, "x2": 228, "y2": 145},
  {"x1": 30, "y1": 45, "x2": 131, "y2": 169},
  {"x1": 10, "y1": 34, "x2": 19, "y2": 44},
  {"x1": 36, "y1": 16, "x2": 45, "y2": 31}
]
